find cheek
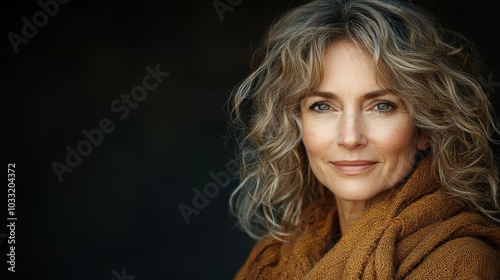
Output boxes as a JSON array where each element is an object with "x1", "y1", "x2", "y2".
[
  {"x1": 301, "y1": 119, "x2": 334, "y2": 157},
  {"x1": 372, "y1": 118, "x2": 417, "y2": 158}
]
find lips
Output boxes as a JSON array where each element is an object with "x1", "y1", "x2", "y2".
[{"x1": 331, "y1": 160, "x2": 377, "y2": 175}]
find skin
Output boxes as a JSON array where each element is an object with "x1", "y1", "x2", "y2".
[{"x1": 300, "y1": 40, "x2": 429, "y2": 235}]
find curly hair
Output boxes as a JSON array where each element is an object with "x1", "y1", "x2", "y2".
[{"x1": 228, "y1": 0, "x2": 500, "y2": 240}]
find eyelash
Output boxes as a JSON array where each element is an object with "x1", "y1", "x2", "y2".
[
  {"x1": 308, "y1": 101, "x2": 396, "y2": 113},
  {"x1": 309, "y1": 102, "x2": 331, "y2": 113},
  {"x1": 373, "y1": 101, "x2": 396, "y2": 113}
]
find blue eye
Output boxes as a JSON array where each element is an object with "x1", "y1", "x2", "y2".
[
  {"x1": 310, "y1": 102, "x2": 331, "y2": 111},
  {"x1": 374, "y1": 102, "x2": 395, "y2": 112}
]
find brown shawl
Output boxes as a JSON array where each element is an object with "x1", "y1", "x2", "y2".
[{"x1": 234, "y1": 158, "x2": 500, "y2": 279}]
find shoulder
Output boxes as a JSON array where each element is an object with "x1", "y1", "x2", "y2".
[
  {"x1": 233, "y1": 235, "x2": 283, "y2": 280},
  {"x1": 406, "y1": 237, "x2": 500, "y2": 279}
]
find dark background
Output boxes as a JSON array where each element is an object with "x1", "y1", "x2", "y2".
[{"x1": 2, "y1": 0, "x2": 499, "y2": 279}]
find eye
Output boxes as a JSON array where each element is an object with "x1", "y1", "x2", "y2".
[
  {"x1": 310, "y1": 102, "x2": 332, "y2": 112},
  {"x1": 374, "y1": 101, "x2": 395, "y2": 112}
]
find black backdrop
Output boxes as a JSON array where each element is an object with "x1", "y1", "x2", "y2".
[{"x1": 2, "y1": 0, "x2": 500, "y2": 279}]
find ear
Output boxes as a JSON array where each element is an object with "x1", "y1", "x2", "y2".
[{"x1": 415, "y1": 131, "x2": 431, "y2": 151}]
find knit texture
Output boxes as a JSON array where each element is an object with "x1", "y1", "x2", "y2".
[{"x1": 234, "y1": 157, "x2": 500, "y2": 279}]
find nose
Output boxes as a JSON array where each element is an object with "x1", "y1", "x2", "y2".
[{"x1": 337, "y1": 109, "x2": 367, "y2": 149}]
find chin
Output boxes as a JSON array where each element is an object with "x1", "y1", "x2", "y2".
[{"x1": 325, "y1": 181, "x2": 394, "y2": 203}]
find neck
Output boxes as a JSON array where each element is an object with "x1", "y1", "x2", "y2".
[{"x1": 335, "y1": 188, "x2": 396, "y2": 235}]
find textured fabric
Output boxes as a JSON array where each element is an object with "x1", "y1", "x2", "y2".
[{"x1": 234, "y1": 157, "x2": 500, "y2": 279}]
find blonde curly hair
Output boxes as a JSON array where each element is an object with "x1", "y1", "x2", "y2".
[{"x1": 228, "y1": 0, "x2": 500, "y2": 240}]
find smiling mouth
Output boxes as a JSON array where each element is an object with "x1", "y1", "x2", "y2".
[{"x1": 331, "y1": 160, "x2": 377, "y2": 175}]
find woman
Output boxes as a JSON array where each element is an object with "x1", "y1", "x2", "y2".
[{"x1": 228, "y1": 0, "x2": 500, "y2": 279}]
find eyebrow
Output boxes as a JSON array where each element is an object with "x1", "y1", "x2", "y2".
[{"x1": 307, "y1": 89, "x2": 396, "y2": 100}]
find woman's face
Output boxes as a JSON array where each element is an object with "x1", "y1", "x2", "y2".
[{"x1": 301, "y1": 40, "x2": 428, "y2": 202}]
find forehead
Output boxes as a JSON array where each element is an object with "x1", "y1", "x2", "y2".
[{"x1": 318, "y1": 41, "x2": 384, "y2": 96}]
